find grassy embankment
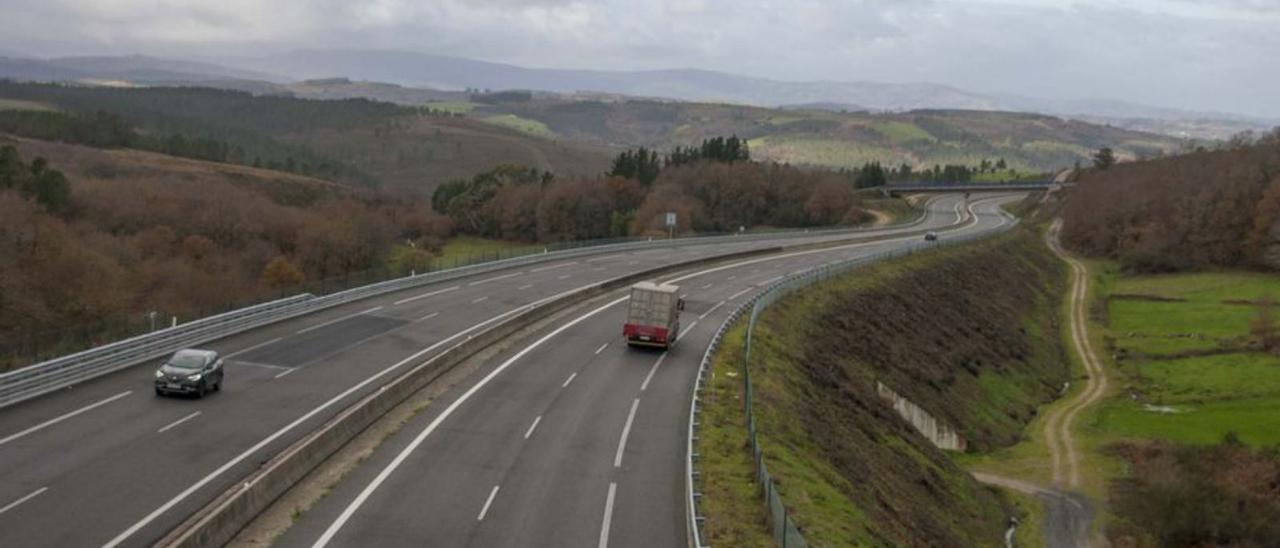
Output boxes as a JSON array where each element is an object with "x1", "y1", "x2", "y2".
[{"x1": 700, "y1": 228, "x2": 1069, "y2": 546}]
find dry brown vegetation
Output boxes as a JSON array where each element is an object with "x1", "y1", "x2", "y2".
[
  {"x1": 1061, "y1": 133, "x2": 1280, "y2": 272},
  {"x1": 0, "y1": 136, "x2": 453, "y2": 367},
  {"x1": 1107, "y1": 439, "x2": 1280, "y2": 547}
]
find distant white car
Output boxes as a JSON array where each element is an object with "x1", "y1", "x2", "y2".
[{"x1": 924, "y1": 231, "x2": 938, "y2": 242}]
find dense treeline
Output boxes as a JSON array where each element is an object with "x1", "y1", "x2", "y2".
[
  {"x1": 1062, "y1": 131, "x2": 1280, "y2": 272},
  {"x1": 1108, "y1": 439, "x2": 1280, "y2": 547},
  {"x1": 435, "y1": 155, "x2": 869, "y2": 243},
  {"x1": 0, "y1": 143, "x2": 453, "y2": 362},
  {"x1": 0, "y1": 109, "x2": 365, "y2": 179},
  {"x1": 608, "y1": 136, "x2": 751, "y2": 185},
  {"x1": 0, "y1": 81, "x2": 394, "y2": 184},
  {"x1": 0, "y1": 145, "x2": 70, "y2": 214}
]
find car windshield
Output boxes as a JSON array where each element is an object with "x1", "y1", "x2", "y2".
[{"x1": 168, "y1": 353, "x2": 207, "y2": 369}]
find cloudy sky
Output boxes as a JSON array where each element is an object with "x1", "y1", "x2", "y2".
[{"x1": 2, "y1": 0, "x2": 1277, "y2": 117}]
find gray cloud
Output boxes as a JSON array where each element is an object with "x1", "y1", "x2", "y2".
[{"x1": 0, "y1": 0, "x2": 1276, "y2": 117}]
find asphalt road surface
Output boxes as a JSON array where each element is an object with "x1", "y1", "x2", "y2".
[
  {"x1": 276, "y1": 195, "x2": 1020, "y2": 548},
  {"x1": 0, "y1": 193, "x2": 1008, "y2": 547}
]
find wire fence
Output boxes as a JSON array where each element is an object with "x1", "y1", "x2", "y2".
[{"x1": 689, "y1": 200, "x2": 1018, "y2": 547}]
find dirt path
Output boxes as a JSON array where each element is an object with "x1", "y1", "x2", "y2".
[
  {"x1": 1044, "y1": 219, "x2": 1109, "y2": 490},
  {"x1": 867, "y1": 209, "x2": 893, "y2": 226},
  {"x1": 973, "y1": 472, "x2": 1094, "y2": 548}
]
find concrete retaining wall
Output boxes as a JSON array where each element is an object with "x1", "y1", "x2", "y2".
[{"x1": 876, "y1": 381, "x2": 966, "y2": 452}]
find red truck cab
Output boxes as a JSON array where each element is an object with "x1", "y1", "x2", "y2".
[{"x1": 623, "y1": 281, "x2": 684, "y2": 348}]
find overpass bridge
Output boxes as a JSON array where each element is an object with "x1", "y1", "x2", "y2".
[{"x1": 874, "y1": 182, "x2": 1059, "y2": 197}]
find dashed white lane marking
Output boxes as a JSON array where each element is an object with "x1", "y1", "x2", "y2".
[
  {"x1": 225, "y1": 337, "x2": 283, "y2": 359},
  {"x1": 594, "y1": 343, "x2": 609, "y2": 355},
  {"x1": 517, "y1": 284, "x2": 534, "y2": 290},
  {"x1": 468, "y1": 272, "x2": 522, "y2": 286},
  {"x1": 678, "y1": 321, "x2": 698, "y2": 339},
  {"x1": 417, "y1": 312, "x2": 440, "y2": 322},
  {"x1": 562, "y1": 372, "x2": 577, "y2": 388},
  {"x1": 307, "y1": 295, "x2": 630, "y2": 548},
  {"x1": 477, "y1": 485, "x2": 500, "y2": 521},
  {"x1": 0, "y1": 391, "x2": 133, "y2": 447},
  {"x1": 726, "y1": 287, "x2": 754, "y2": 301},
  {"x1": 531, "y1": 262, "x2": 577, "y2": 273},
  {"x1": 524, "y1": 416, "x2": 543, "y2": 439},
  {"x1": 393, "y1": 285, "x2": 459, "y2": 306},
  {"x1": 157, "y1": 411, "x2": 201, "y2": 434},
  {"x1": 558, "y1": 274, "x2": 572, "y2": 280},
  {"x1": 598, "y1": 482, "x2": 617, "y2": 548},
  {"x1": 274, "y1": 368, "x2": 297, "y2": 380},
  {"x1": 613, "y1": 399, "x2": 640, "y2": 468},
  {"x1": 0, "y1": 487, "x2": 47, "y2": 516},
  {"x1": 297, "y1": 307, "x2": 383, "y2": 334},
  {"x1": 471, "y1": 296, "x2": 489, "y2": 304}
]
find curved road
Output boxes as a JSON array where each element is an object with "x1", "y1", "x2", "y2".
[
  {"x1": 274, "y1": 195, "x2": 1021, "y2": 548},
  {"x1": 0, "y1": 195, "x2": 985, "y2": 547}
]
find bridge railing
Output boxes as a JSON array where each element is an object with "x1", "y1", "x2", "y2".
[
  {"x1": 0, "y1": 205, "x2": 938, "y2": 410},
  {"x1": 687, "y1": 200, "x2": 1019, "y2": 547}
]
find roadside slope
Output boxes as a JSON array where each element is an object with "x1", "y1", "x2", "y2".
[{"x1": 701, "y1": 227, "x2": 1069, "y2": 546}]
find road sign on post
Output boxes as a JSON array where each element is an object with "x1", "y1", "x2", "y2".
[{"x1": 665, "y1": 211, "x2": 677, "y2": 239}]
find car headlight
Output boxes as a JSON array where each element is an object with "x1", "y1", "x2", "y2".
[
  {"x1": 155, "y1": 370, "x2": 165, "y2": 378},
  {"x1": 187, "y1": 373, "x2": 202, "y2": 381}
]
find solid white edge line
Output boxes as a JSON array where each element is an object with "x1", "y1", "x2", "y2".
[
  {"x1": 0, "y1": 390, "x2": 132, "y2": 447},
  {"x1": 297, "y1": 307, "x2": 383, "y2": 335},
  {"x1": 476, "y1": 485, "x2": 500, "y2": 521},
  {"x1": 104, "y1": 301, "x2": 536, "y2": 548},
  {"x1": 598, "y1": 482, "x2": 617, "y2": 548},
  {"x1": 468, "y1": 272, "x2": 523, "y2": 286},
  {"x1": 524, "y1": 416, "x2": 542, "y2": 439},
  {"x1": 393, "y1": 285, "x2": 460, "y2": 306},
  {"x1": 613, "y1": 398, "x2": 640, "y2": 468},
  {"x1": 562, "y1": 372, "x2": 577, "y2": 388},
  {"x1": 0, "y1": 486, "x2": 48, "y2": 516},
  {"x1": 639, "y1": 354, "x2": 667, "y2": 392},
  {"x1": 594, "y1": 342, "x2": 609, "y2": 355},
  {"x1": 224, "y1": 337, "x2": 283, "y2": 359},
  {"x1": 530, "y1": 261, "x2": 577, "y2": 273},
  {"x1": 308, "y1": 294, "x2": 630, "y2": 548},
  {"x1": 157, "y1": 411, "x2": 202, "y2": 434}
]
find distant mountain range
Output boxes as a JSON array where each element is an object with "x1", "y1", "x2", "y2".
[{"x1": 1, "y1": 51, "x2": 1274, "y2": 140}]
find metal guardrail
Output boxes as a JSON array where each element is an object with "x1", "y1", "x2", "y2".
[
  {"x1": 686, "y1": 198, "x2": 1019, "y2": 547},
  {"x1": 0, "y1": 205, "x2": 937, "y2": 410}
]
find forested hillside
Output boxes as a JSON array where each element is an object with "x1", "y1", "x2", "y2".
[
  {"x1": 444, "y1": 97, "x2": 1185, "y2": 173},
  {"x1": 0, "y1": 81, "x2": 613, "y2": 192},
  {"x1": 1061, "y1": 131, "x2": 1280, "y2": 271},
  {"x1": 0, "y1": 136, "x2": 453, "y2": 369}
]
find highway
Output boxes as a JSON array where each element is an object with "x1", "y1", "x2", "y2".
[
  {"x1": 0, "y1": 194, "x2": 988, "y2": 547},
  {"x1": 273, "y1": 194, "x2": 1020, "y2": 548}
]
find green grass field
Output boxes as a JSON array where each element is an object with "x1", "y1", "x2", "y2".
[
  {"x1": 481, "y1": 114, "x2": 556, "y2": 138},
  {"x1": 1093, "y1": 270, "x2": 1280, "y2": 446},
  {"x1": 433, "y1": 236, "x2": 530, "y2": 268},
  {"x1": 422, "y1": 101, "x2": 477, "y2": 114},
  {"x1": 870, "y1": 121, "x2": 935, "y2": 144},
  {"x1": 748, "y1": 136, "x2": 898, "y2": 169},
  {"x1": 0, "y1": 97, "x2": 56, "y2": 111}
]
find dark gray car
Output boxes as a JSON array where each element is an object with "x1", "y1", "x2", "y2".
[{"x1": 154, "y1": 349, "x2": 224, "y2": 398}]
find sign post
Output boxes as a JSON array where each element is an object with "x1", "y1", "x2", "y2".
[{"x1": 665, "y1": 211, "x2": 677, "y2": 240}]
